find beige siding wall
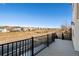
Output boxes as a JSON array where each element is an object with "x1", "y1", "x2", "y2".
[
  {"x1": 72, "y1": 3, "x2": 77, "y2": 21},
  {"x1": 72, "y1": 3, "x2": 79, "y2": 51}
]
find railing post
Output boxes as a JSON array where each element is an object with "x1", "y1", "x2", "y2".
[
  {"x1": 31, "y1": 37, "x2": 34, "y2": 56},
  {"x1": 62, "y1": 33, "x2": 64, "y2": 40},
  {"x1": 47, "y1": 34, "x2": 49, "y2": 47},
  {"x1": 2, "y1": 45, "x2": 3, "y2": 56},
  {"x1": 52, "y1": 33, "x2": 55, "y2": 42}
]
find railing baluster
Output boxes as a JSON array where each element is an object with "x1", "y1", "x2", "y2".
[
  {"x1": 25, "y1": 40, "x2": 26, "y2": 56},
  {"x1": 19, "y1": 41, "x2": 21, "y2": 56},
  {"x1": 28, "y1": 39, "x2": 30, "y2": 56},
  {"x1": 29, "y1": 39, "x2": 32, "y2": 56},
  {"x1": 27, "y1": 39, "x2": 30, "y2": 56},
  {"x1": 22, "y1": 40, "x2": 24, "y2": 56},
  {"x1": 24, "y1": 40, "x2": 25, "y2": 56},
  {"x1": 12, "y1": 42, "x2": 13, "y2": 56},
  {"x1": 21, "y1": 41, "x2": 23, "y2": 56},
  {"x1": 7, "y1": 43, "x2": 9, "y2": 56},
  {"x1": 16, "y1": 42, "x2": 17, "y2": 56}
]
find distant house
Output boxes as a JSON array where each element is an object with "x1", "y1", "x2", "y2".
[
  {"x1": 21, "y1": 27, "x2": 29, "y2": 31},
  {"x1": 10, "y1": 27, "x2": 22, "y2": 32},
  {"x1": 0, "y1": 27, "x2": 10, "y2": 32},
  {"x1": 28, "y1": 27, "x2": 36, "y2": 31}
]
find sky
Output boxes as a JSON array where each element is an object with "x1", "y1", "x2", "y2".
[{"x1": 0, "y1": 3, "x2": 72, "y2": 28}]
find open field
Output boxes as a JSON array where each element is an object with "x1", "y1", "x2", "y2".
[{"x1": 0, "y1": 30, "x2": 56, "y2": 44}]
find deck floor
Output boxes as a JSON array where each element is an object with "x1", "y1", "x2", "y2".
[{"x1": 37, "y1": 39, "x2": 79, "y2": 56}]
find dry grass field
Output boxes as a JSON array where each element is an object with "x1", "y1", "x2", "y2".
[{"x1": 0, "y1": 30, "x2": 56, "y2": 44}]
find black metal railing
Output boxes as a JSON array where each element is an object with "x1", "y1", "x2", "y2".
[{"x1": 0, "y1": 33, "x2": 55, "y2": 56}]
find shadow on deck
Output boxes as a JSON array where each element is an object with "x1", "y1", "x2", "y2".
[{"x1": 37, "y1": 39, "x2": 79, "y2": 56}]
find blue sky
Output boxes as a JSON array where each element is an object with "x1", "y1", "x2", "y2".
[{"x1": 0, "y1": 3, "x2": 72, "y2": 28}]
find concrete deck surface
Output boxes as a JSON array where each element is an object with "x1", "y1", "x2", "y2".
[{"x1": 37, "y1": 39, "x2": 79, "y2": 56}]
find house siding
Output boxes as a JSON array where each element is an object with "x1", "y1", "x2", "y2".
[{"x1": 72, "y1": 3, "x2": 79, "y2": 51}]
